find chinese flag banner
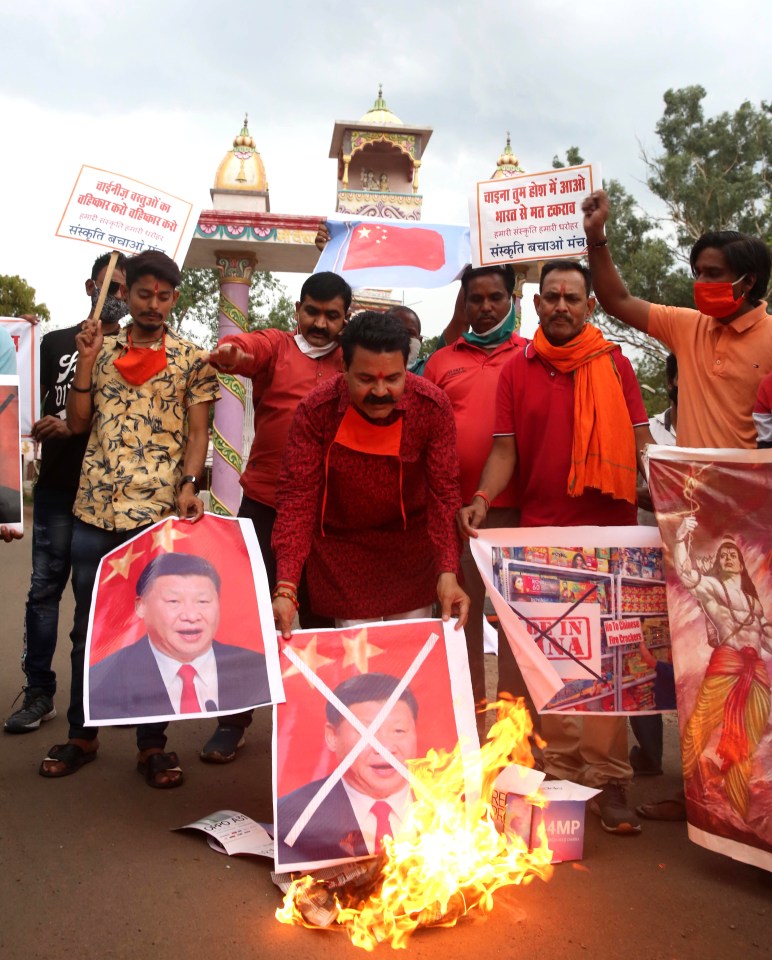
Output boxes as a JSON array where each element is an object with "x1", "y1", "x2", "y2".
[
  {"x1": 343, "y1": 223, "x2": 445, "y2": 271},
  {"x1": 649, "y1": 445, "x2": 772, "y2": 874}
]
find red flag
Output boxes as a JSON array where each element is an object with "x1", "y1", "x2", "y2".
[{"x1": 343, "y1": 223, "x2": 445, "y2": 271}]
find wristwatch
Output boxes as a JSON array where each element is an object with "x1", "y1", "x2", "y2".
[{"x1": 179, "y1": 475, "x2": 200, "y2": 495}]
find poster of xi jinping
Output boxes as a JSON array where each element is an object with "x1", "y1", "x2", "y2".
[
  {"x1": 649, "y1": 446, "x2": 772, "y2": 873},
  {"x1": 84, "y1": 514, "x2": 284, "y2": 725},
  {"x1": 471, "y1": 527, "x2": 674, "y2": 716},
  {"x1": 0, "y1": 376, "x2": 23, "y2": 534},
  {"x1": 272, "y1": 619, "x2": 478, "y2": 873}
]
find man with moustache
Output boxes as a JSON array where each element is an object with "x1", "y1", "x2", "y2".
[
  {"x1": 271, "y1": 311, "x2": 469, "y2": 637},
  {"x1": 199, "y1": 271, "x2": 350, "y2": 762},
  {"x1": 38, "y1": 250, "x2": 219, "y2": 787},
  {"x1": 5, "y1": 252, "x2": 129, "y2": 733},
  {"x1": 424, "y1": 264, "x2": 525, "y2": 726},
  {"x1": 459, "y1": 261, "x2": 652, "y2": 835}
]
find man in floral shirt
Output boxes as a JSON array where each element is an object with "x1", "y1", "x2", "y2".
[{"x1": 39, "y1": 250, "x2": 219, "y2": 788}]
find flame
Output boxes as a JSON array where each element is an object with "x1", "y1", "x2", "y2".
[{"x1": 276, "y1": 699, "x2": 553, "y2": 950}]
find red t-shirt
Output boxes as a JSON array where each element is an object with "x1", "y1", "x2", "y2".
[
  {"x1": 423, "y1": 333, "x2": 526, "y2": 506},
  {"x1": 221, "y1": 329, "x2": 343, "y2": 507},
  {"x1": 494, "y1": 342, "x2": 648, "y2": 527}
]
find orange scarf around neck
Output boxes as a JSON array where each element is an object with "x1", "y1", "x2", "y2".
[{"x1": 533, "y1": 323, "x2": 637, "y2": 504}]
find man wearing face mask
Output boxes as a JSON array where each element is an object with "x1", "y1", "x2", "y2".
[
  {"x1": 423, "y1": 265, "x2": 525, "y2": 732},
  {"x1": 198, "y1": 271, "x2": 351, "y2": 762},
  {"x1": 271, "y1": 311, "x2": 469, "y2": 639},
  {"x1": 4, "y1": 252, "x2": 129, "y2": 734},
  {"x1": 583, "y1": 189, "x2": 772, "y2": 449}
]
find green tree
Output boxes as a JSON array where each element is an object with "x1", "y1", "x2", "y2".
[
  {"x1": 169, "y1": 268, "x2": 294, "y2": 347},
  {"x1": 0, "y1": 274, "x2": 51, "y2": 322},
  {"x1": 643, "y1": 86, "x2": 771, "y2": 247}
]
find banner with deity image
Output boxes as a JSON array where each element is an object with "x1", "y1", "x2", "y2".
[
  {"x1": 84, "y1": 513, "x2": 284, "y2": 725},
  {"x1": 649, "y1": 446, "x2": 772, "y2": 873},
  {"x1": 471, "y1": 527, "x2": 674, "y2": 716},
  {"x1": 272, "y1": 619, "x2": 478, "y2": 873}
]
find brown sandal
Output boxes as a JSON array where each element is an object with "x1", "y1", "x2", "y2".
[{"x1": 137, "y1": 750, "x2": 184, "y2": 789}]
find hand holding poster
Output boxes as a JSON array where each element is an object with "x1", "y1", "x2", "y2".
[
  {"x1": 84, "y1": 513, "x2": 284, "y2": 725},
  {"x1": 469, "y1": 163, "x2": 600, "y2": 268},
  {"x1": 649, "y1": 446, "x2": 772, "y2": 872},
  {"x1": 272, "y1": 619, "x2": 478, "y2": 873}
]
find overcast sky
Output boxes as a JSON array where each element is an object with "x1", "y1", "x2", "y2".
[{"x1": 1, "y1": 0, "x2": 769, "y2": 338}]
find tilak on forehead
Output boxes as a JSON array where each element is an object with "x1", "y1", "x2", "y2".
[{"x1": 153, "y1": 281, "x2": 159, "y2": 294}]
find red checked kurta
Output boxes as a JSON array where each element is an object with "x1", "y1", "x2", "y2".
[{"x1": 272, "y1": 373, "x2": 463, "y2": 619}]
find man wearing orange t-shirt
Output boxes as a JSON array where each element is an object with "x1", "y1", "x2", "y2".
[
  {"x1": 199, "y1": 271, "x2": 351, "y2": 762},
  {"x1": 582, "y1": 190, "x2": 772, "y2": 449},
  {"x1": 424, "y1": 264, "x2": 525, "y2": 724}
]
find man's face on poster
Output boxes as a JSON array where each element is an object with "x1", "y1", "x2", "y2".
[
  {"x1": 718, "y1": 545, "x2": 742, "y2": 576},
  {"x1": 136, "y1": 574, "x2": 221, "y2": 662},
  {"x1": 324, "y1": 698, "x2": 418, "y2": 800}
]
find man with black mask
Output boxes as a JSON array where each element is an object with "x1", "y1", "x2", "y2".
[{"x1": 4, "y1": 252, "x2": 128, "y2": 734}]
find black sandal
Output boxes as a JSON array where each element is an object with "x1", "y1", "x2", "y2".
[
  {"x1": 137, "y1": 750, "x2": 184, "y2": 789},
  {"x1": 39, "y1": 743, "x2": 98, "y2": 778}
]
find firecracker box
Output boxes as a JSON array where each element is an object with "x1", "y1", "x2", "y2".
[{"x1": 491, "y1": 765, "x2": 600, "y2": 863}]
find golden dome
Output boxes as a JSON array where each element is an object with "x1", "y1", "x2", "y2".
[
  {"x1": 213, "y1": 115, "x2": 268, "y2": 192},
  {"x1": 359, "y1": 85, "x2": 402, "y2": 126},
  {"x1": 491, "y1": 132, "x2": 524, "y2": 179}
]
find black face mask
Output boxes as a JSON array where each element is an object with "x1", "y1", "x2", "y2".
[{"x1": 90, "y1": 287, "x2": 129, "y2": 325}]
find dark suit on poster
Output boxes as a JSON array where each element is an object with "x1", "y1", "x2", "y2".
[
  {"x1": 276, "y1": 777, "x2": 370, "y2": 866},
  {"x1": 88, "y1": 636, "x2": 270, "y2": 720},
  {"x1": 0, "y1": 484, "x2": 21, "y2": 524}
]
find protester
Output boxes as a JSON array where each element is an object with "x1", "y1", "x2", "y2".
[
  {"x1": 271, "y1": 311, "x2": 469, "y2": 637},
  {"x1": 424, "y1": 264, "x2": 526, "y2": 729},
  {"x1": 38, "y1": 250, "x2": 219, "y2": 787},
  {"x1": 5, "y1": 253, "x2": 129, "y2": 732},
  {"x1": 458, "y1": 260, "x2": 652, "y2": 835},
  {"x1": 199, "y1": 271, "x2": 349, "y2": 762},
  {"x1": 582, "y1": 189, "x2": 772, "y2": 448}
]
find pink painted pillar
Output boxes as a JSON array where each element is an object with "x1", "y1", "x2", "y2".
[{"x1": 210, "y1": 252, "x2": 255, "y2": 516}]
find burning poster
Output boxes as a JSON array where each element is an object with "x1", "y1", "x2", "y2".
[
  {"x1": 84, "y1": 513, "x2": 283, "y2": 725},
  {"x1": 272, "y1": 619, "x2": 478, "y2": 873},
  {"x1": 470, "y1": 527, "x2": 674, "y2": 715},
  {"x1": 649, "y1": 446, "x2": 772, "y2": 872},
  {"x1": 0, "y1": 376, "x2": 23, "y2": 535}
]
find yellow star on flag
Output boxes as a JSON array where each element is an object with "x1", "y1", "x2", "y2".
[
  {"x1": 102, "y1": 542, "x2": 145, "y2": 584},
  {"x1": 357, "y1": 226, "x2": 371, "y2": 239},
  {"x1": 281, "y1": 635, "x2": 336, "y2": 686},
  {"x1": 151, "y1": 519, "x2": 190, "y2": 554},
  {"x1": 341, "y1": 629, "x2": 384, "y2": 673}
]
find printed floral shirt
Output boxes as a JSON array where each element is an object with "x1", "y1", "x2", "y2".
[{"x1": 73, "y1": 325, "x2": 219, "y2": 531}]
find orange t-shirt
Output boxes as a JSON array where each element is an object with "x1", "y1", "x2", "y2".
[{"x1": 648, "y1": 301, "x2": 772, "y2": 448}]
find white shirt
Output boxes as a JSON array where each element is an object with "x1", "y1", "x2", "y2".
[
  {"x1": 340, "y1": 778, "x2": 413, "y2": 854},
  {"x1": 148, "y1": 642, "x2": 220, "y2": 713},
  {"x1": 649, "y1": 408, "x2": 676, "y2": 446}
]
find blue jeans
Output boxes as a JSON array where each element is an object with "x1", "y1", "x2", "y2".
[
  {"x1": 22, "y1": 487, "x2": 76, "y2": 697},
  {"x1": 68, "y1": 518, "x2": 168, "y2": 750}
]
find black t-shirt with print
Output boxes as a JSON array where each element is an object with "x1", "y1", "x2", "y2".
[{"x1": 36, "y1": 323, "x2": 90, "y2": 496}]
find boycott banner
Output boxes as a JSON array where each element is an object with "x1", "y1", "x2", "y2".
[
  {"x1": 56, "y1": 164, "x2": 196, "y2": 263},
  {"x1": 272, "y1": 619, "x2": 478, "y2": 873},
  {"x1": 0, "y1": 318, "x2": 40, "y2": 437},
  {"x1": 84, "y1": 513, "x2": 284, "y2": 725},
  {"x1": 0, "y1": 376, "x2": 23, "y2": 534},
  {"x1": 469, "y1": 163, "x2": 600, "y2": 268},
  {"x1": 649, "y1": 446, "x2": 772, "y2": 873},
  {"x1": 471, "y1": 527, "x2": 674, "y2": 715}
]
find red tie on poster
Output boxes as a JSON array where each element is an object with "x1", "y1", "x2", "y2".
[
  {"x1": 343, "y1": 223, "x2": 445, "y2": 272},
  {"x1": 178, "y1": 664, "x2": 201, "y2": 713},
  {"x1": 371, "y1": 800, "x2": 394, "y2": 852}
]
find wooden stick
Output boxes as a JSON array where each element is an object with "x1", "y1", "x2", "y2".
[{"x1": 91, "y1": 249, "x2": 120, "y2": 325}]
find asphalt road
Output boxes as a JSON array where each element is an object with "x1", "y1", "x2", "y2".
[{"x1": 1, "y1": 505, "x2": 769, "y2": 960}]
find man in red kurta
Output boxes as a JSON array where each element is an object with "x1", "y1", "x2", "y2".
[
  {"x1": 271, "y1": 311, "x2": 469, "y2": 637},
  {"x1": 424, "y1": 263, "x2": 525, "y2": 721},
  {"x1": 200, "y1": 271, "x2": 351, "y2": 761}
]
